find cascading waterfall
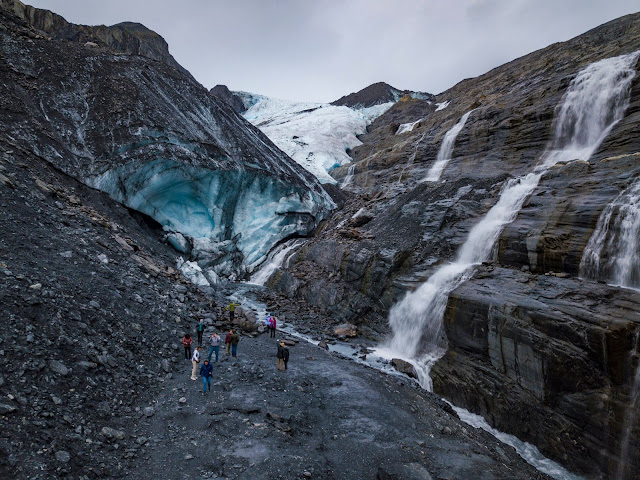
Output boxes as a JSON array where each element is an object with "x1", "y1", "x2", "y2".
[
  {"x1": 422, "y1": 110, "x2": 474, "y2": 182},
  {"x1": 248, "y1": 239, "x2": 303, "y2": 286},
  {"x1": 398, "y1": 132, "x2": 428, "y2": 185},
  {"x1": 580, "y1": 178, "x2": 640, "y2": 290},
  {"x1": 341, "y1": 163, "x2": 357, "y2": 188},
  {"x1": 381, "y1": 50, "x2": 639, "y2": 392}
]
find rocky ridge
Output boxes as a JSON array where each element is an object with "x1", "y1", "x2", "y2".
[{"x1": 331, "y1": 81, "x2": 435, "y2": 109}]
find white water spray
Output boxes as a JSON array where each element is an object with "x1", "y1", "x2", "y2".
[
  {"x1": 422, "y1": 110, "x2": 473, "y2": 182},
  {"x1": 580, "y1": 178, "x2": 640, "y2": 290},
  {"x1": 383, "y1": 50, "x2": 639, "y2": 390},
  {"x1": 341, "y1": 163, "x2": 357, "y2": 188},
  {"x1": 248, "y1": 239, "x2": 303, "y2": 286}
]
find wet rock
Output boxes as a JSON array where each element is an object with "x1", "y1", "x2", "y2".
[
  {"x1": 391, "y1": 359, "x2": 417, "y2": 379},
  {"x1": 334, "y1": 323, "x2": 357, "y2": 337}
]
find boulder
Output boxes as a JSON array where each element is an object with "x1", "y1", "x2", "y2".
[
  {"x1": 391, "y1": 359, "x2": 418, "y2": 379},
  {"x1": 334, "y1": 323, "x2": 357, "y2": 337}
]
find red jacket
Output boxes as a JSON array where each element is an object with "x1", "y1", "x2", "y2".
[
  {"x1": 182, "y1": 336, "x2": 193, "y2": 347},
  {"x1": 225, "y1": 333, "x2": 231, "y2": 344}
]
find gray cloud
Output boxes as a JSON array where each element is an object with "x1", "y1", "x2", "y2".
[{"x1": 24, "y1": 1, "x2": 640, "y2": 102}]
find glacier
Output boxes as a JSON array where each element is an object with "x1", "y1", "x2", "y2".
[{"x1": 239, "y1": 93, "x2": 394, "y2": 184}]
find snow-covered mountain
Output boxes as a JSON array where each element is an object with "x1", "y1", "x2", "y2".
[{"x1": 211, "y1": 84, "x2": 434, "y2": 184}]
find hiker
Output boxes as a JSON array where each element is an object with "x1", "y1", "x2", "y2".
[
  {"x1": 182, "y1": 333, "x2": 193, "y2": 360},
  {"x1": 190, "y1": 346, "x2": 201, "y2": 380},
  {"x1": 282, "y1": 342, "x2": 289, "y2": 370},
  {"x1": 276, "y1": 341, "x2": 286, "y2": 371},
  {"x1": 200, "y1": 359, "x2": 213, "y2": 394},
  {"x1": 225, "y1": 330, "x2": 232, "y2": 355},
  {"x1": 225, "y1": 302, "x2": 240, "y2": 321},
  {"x1": 208, "y1": 332, "x2": 221, "y2": 362},
  {"x1": 230, "y1": 330, "x2": 240, "y2": 357},
  {"x1": 196, "y1": 319, "x2": 205, "y2": 346},
  {"x1": 269, "y1": 315, "x2": 277, "y2": 338}
]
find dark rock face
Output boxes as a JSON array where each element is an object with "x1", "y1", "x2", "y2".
[
  {"x1": 269, "y1": 12, "x2": 640, "y2": 477},
  {"x1": 209, "y1": 84, "x2": 247, "y2": 114},
  {"x1": 0, "y1": 0, "x2": 334, "y2": 279},
  {"x1": 431, "y1": 266, "x2": 640, "y2": 478},
  {"x1": 1, "y1": 0, "x2": 189, "y2": 77},
  {"x1": 331, "y1": 81, "x2": 434, "y2": 108}
]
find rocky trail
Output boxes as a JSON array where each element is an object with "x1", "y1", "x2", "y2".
[{"x1": 129, "y1": 330, "x2": 549, "y2": 480}]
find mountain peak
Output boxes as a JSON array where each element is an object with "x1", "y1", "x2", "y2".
[{"x1": 331, "y1": 82, "x2": 434, "y2": 108}]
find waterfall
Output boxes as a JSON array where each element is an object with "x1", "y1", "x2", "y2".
[
  {"x1": 341, "y1": 163, "x2": 357, "y2": 188},
  {"x1": 580, "y1": 178, "x2": 640, "y2": 290},
  {"x1": 422, "y1": 110, "x2": 473, "y2": 182},
  {"x1": 248, "y1": 239, "x2": 303, "y2": 286},
  {"x1": 398, "y1": 132, "x2": 427, "y2": 184},
  {"x1": 382, "y1": 50, "x2": 640, "y2": 389}
]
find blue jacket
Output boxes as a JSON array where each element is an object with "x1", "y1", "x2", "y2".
[{"x1": 200, "y1": 363, "x2": 213, "y2": 378}]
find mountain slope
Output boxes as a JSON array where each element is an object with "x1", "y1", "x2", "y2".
[
  {"x1": 331, "y1": 81, "x2": 434, "y2": 108},
  {"x1": 0, "y1": 0, "x2": 334, "y2": 281},
  {"x1": 266, "y1": 12, "x2": 640, "y2": 478}
]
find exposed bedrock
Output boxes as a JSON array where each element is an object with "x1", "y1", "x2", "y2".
[{"x1": 431, "y1": 265, "x2": 640, "y2": 478}]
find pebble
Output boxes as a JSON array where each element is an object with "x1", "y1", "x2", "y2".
[
  {"x1": 143, "y1": 406, "x2": 155, "y2": 417},
  {"x1": 179, "y1": 397, "x2": 187, "y2": 404},
  {"x1": 29, "y1": 283, "x2": 42, "y2": 290}
]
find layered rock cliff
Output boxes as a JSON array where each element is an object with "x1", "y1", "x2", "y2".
[{"x1": 264, "y1": 12, "x2": 640, "y2": 478}]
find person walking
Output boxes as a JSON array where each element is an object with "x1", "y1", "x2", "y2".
[
  {"x1": 196, "y1": 319, "x2": 205, "y2": 346},
  {"x1": 225, "y1": 330, "x2": 232, "y2": 356},
  {"x1": 282, "y1": 343, "x2": 289, "y2": 370},
  {"x1": 190, "y1": 346, "x2": 201, "y2": 380},
  {"x1": 276, "y1": 341, "x2": 285, "y2": 371},
  {"x1": 200, "y1": 359, "x2": 213, "y2": 394},
  {"x1": 269, "y1": 315, "x2": 277, "y2": 338},
  {"x1": 230, "y1": 330, "x2": 239, "y2": 357},
  {"x1": 208, "y1": 332, "x2": 221, "y2": 362},
  {"x1": 225, "y1": 302, "x2": 240, "y2": 322},
  {"x1": 182, "y1": 333, "x2": 193, "y2": 360}
]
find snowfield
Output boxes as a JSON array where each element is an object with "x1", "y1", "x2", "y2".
[{"x1": 240, "y1": 93, "x2": 394, "y2": 183}]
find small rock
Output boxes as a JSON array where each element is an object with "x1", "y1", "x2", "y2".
[
  {"x1": 29, "y1": 283, "x2": 42, "y2": 290},
  {"x1": 318, "y1": 341, "x2": 329, "y2": 350},
  {"x1": 97, "y1": 253, "x2": 109, "y2": 264},
  {"x1": 59, "y1": 251, "x2": 73, "y2": 258},
  {"x1": 49, "y1": 359, "x2": 69, "y2": 376},
  {"x1": 101, "y1": 427, "x2": 125, "y2": 441},
  {"x1": 185, "y1": 454, "x2": 194, "y2": 460},
  {"x1": 143, "y1": 407, "x2": 155, "y2": 417},
  {"x1": 179, "y1": 397, "x2": 187, "y2": 404},
  {"x1": 334, "y1": 323, "x2": 357, "y2": 337},
  {"x1": 0, "y1": 403, "x2": 17, "y2": 414},
  {"x1": 55, "y1": 450, "x2": 71, "y2": 463}
]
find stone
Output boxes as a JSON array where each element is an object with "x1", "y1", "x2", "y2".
[
  {"x1": 179, "y1": 397, "x2": 187, "y2": 404},
  {"x1": 143, "y1": 407, "x2": 155, "y2": 417},
  {"x1": 55, "y1": 450, "x2": 71, "y2": 463},
  {"x1": 334, "y1": 323, "x2": 357, "y2": 337},
  {"x1": 49, "y1": 359, "x2": 69, "y2": 376},
  {"x1": 0, "y1": 403, "x2": 17, "y2": 414},
  {"x1": 97, "y1": 253, "x2": 109, "y2": 264},
  {"x1": 29, "y1": 283, "x2": 42, "y2": 290},
  {"x1": 101, "y1": 427, "x2": 125, "y2": 441},
  {"x1": 391, "y1": 359, "x2": 418, "y2": 379}
]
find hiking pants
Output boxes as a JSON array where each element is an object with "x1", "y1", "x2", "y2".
[
  {"x1": 202, "y1": 375, "x2": 211, "y2": 393},
  {"x1": 208, "y1": 346, "x2": 219, "y2": 362},
  {"x1": 197, "y1": 330, "x2": 203, "y2": 345},
  {"x1": 191, "y1": 361, "x2": 198, "y2": 379},
  {"x1": 184, "y1": 346, "x2": 191, "y2": 360},
  {"x1": 231, "y1": 344, "x2": 238, "y2": 357}
]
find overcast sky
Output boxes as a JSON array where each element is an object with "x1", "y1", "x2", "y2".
[{"x1": 25, "y1": 1, "x2": 639, "y2": 103}]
